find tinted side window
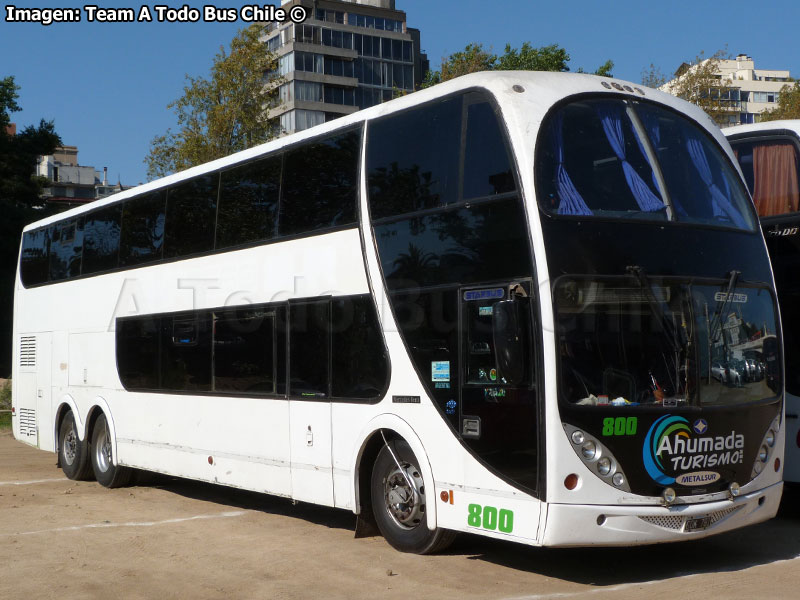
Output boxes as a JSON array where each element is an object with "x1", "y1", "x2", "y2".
[
  {"x1": 289, "y1": 299, "x2": 330, "y2": 397},
  {"x1": 280, "y1": 129, "x2": 360, "y2": 236},
  {"x1": 117, "y1": 317, "x2": 160, "y2": 390},
  {"x1": 373, "y1": 198, "x2": 532, "y2": 290},
  {"x1": 20, "y1": 228, "x2": 50, "y2": 287},
  {"x1": 217, "y1": 156, "x2": 280, "y2": 249},
  {"x1": 161, "y1": 314, "x2": 212, "y2": 392},
  {"x1": 463, "y1": 100, "x2": 516, "y2": 199},
  {"x1": 49, "y1": 218, "x2": 83, "y2": 282},
  {"x1": 367, "y1": 96, "x2": 462, "y2": 218},
  {"x1": 83, "y1": 204, "x2": 122, "y2": 274},
  {"x1": 214, "y1": 307, "x2": 277, "y2": 394},
  {"x1": 165, "y1": 174, "x2": 218, "y2": 258},
  {"x1": 331, "y1": 296, "x2": 388, "y2": 399},
  {"x1": 120, "y1": 192, "x2": 166, "y2": 267}
]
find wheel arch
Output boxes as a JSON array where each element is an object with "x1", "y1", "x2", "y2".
[
  {"x1": 54, "y1": 395, "x2": 83, "y2": 451},
  {"x1": 85, "y1": 396, "x2": 119, "y2": 467},
  {"x1": 350, "y1": 414, "x2": 438, "y2": 531}
]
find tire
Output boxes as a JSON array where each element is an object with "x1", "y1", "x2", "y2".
[
  {"x1": 90, "y1": 413, "x2": 132, "y2": 488},
  {"x1": 370, "y1": 438, "x2": 456, "y2": 554},
  {"x1": 59, "y1": 411, "x2": 92, "y2": 480}
]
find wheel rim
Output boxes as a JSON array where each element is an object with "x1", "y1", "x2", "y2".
[
  {"x1": 63, "y1": 425, "x2": 77, "y2": 466},
  {"x1": 383, "y1": 461, "x2": 425, "y2": 530},
  {"x1": 95, "y1": 426, "x2": 112, "y2": 473}
]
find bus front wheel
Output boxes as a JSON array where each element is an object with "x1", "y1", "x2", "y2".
[
  {"x1": 58, "y1": 411, "x2": 92, "y2": 480},
  {"x1": 90, "y1": 413, "x2": 132, "y2": 488},
  {"x1": 370, "y1": 438, "x2": 455, "y2": 554}
]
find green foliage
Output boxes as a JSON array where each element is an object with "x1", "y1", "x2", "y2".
[
  {"x1": 145, "y1": 24, "x2": 282, "y2": 180},
  {"x1": 423, "y1": 42, "x2": 613, "y2": 88},
  {"x1": 0, "y1": 379, "x2": 10, "y2": 429},
  {"x1": 759, "y1": 83, "x2": 800, "y2": 121},
  {"x1": 0, "y1": 76, "x2": 62, "y2": 207}
]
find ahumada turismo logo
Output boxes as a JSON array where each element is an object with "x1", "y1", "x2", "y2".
[{"x1": 643, "y1": 415, "x2": 742, "y2": 486}]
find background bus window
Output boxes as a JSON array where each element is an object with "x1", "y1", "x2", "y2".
[
  {"x1": 119, "y1": 191, "x2": 166, "y2": 267},
  {"x1": 217, "y1": 156, "x2": 280, "y2": 249},
  {"x1": 732, "y1": 138, "x2": 800, "y2": 216},
  {"x1": 213, "y1": 309, "x2": 277, "y2": 395},
  {"x1": 49, "y1": 218, "x2": 83, "y2": 282},
  {"x1": 289, "y1": 300, "x2": 330, "y2": 397},
  {"x1": 82, "y1": 204, "x2": 122, "y2": 275},
  {"x1": 20, "y1": 227, "x2": 50, "y2": 286},
  {"x1": 161, "y1": 314, "x2": 212, "y2": 392},
  {"x1": 279, "y1": 129, "x2": 359, "y2": 236},
  {"x1": 164, "y1": 174, "x2": 218, "y2": 258}
]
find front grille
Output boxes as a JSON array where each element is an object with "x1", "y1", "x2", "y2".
[{"x1": 639, "y1": 504, "x2": 743, "y2": 532}]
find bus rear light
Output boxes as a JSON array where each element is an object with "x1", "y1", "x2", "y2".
[{"x1": 564, "y1": 474, "x2": 579, "y2": 490}]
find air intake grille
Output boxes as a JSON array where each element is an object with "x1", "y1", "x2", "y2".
[
  {"x1": 20, "y1": 336, "x2": 36, "y2": 367},
  {"x1": 639, "y1": 505, "x2": 742, "y2": 532},
  {"x1": 18, "y1": 408, "x2": 36, "y2": 437}
]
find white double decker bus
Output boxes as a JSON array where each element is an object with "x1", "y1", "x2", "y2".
[{"x1": 12, "y1": 72, "x2": 784, "y2": 552}]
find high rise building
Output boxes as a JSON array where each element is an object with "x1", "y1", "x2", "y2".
[{"x1": 267, "y1": 0, "x2": 428, "y2": 134}]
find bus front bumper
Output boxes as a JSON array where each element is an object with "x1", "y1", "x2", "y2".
[{"x1": 541, "y1": 481, "x2": 782, "y2": 547}]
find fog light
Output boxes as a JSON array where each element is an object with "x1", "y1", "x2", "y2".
[
  {"x1": 758, "y1": 445, "x2": 769, "y2": 462},
  {"x1": 612, "y1": 473, "x2": 625, "y2": 487},
  {"x1": 564, "y1": 474, "x2": 579, "y2": 490},
  {"x1": 662, "y1": 487, "x2": 676, "y2": 505},
  {"x1": 729, "y1": 482, "x2": 740, "y2": 498},
  {"x1": 571, "y1": 430, "x2": 585, "y2": 445},
  {"x1": 581, "y1": 441, "x2": 597, "y2": 460},
  {"x1": 597, "y1": 457, "x2": 612, "y2": 476}
]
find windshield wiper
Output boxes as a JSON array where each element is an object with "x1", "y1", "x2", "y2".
[{"x1": 626, "y1": 265, "x2": 685, "y2": 355}]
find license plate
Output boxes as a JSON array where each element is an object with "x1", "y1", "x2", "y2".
[{"x1": 685, "y1": 516, "x2": 712, "y2": 532}]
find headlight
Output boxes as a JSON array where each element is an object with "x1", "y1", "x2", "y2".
[
  {"x1": 571, "y1": 430, "x2": 585, "y2": 445},
  {"x1": 612, "y1": 473, "x2": 625, "y2": 487},
  {"x1": 581, "y1": 441, "x2": 597, "y2": 460},
  {"x1": 758, "y1": 446, "x2": 769, "y2": 462},
  {"x1": 766, "y1": 430, "x2": 775, "y2": 447},
  {"x1": 597, "y1": 457, "x2": 612, "y2": 476},
  {"x1": 752, "y1": 417, "x2": 780, "y2": 480}
]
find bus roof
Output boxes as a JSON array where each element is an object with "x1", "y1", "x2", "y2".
[
  {"x1": 23, "y1": 70, "x2": 723, "y2": 232},
  {"x1": 724, "y1": 120, "x2": 800, "y2": 138}
]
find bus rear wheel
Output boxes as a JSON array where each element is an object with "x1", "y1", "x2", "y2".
[
  {"x1": 370, "y1": 438, "x2": 455, "y2": 554},
  {"x1": 90, "y1": 413, "x2": 132, "y2": 488},
  {"x1": 59, "y1": 410, "x2": 92, "y2": 480}
]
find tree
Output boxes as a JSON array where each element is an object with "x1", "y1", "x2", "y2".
[
  {"x1": 0, "y1": 76, "x2": 61, "y2": 207},
  {"x1": 0, "y1": 76, "x2": 63, "y2": 375},
  {"x1": 759, "y1": 82, "x2": 800, "y2": 121},
  {"x1": 422, "y1": 42, "x2": 613, "y2": 88},
  {"x1": 145, "y1": 24, "x2": 281, "y2": 180},
  {"x1": 662, "y1": 50, "x2": 735, "y2": 127},
  {"x1": 640, "y1": 63, "x2": 667, "y2": 89}
]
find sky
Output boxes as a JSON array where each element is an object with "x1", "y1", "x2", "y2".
[{"x1": 1, "y1": 0, "x2": 799, "y2": 187}]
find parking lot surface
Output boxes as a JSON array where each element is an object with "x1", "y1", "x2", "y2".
[{"x1": 2, "y1": 430, "x2": 799, "y2": 600}]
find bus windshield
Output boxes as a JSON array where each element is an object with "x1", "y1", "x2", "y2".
[
  {"x1": 555, "y1": 277, "x2": 781, "y2": 408},
  {"x1": 536, "y1": 98, "x2": 756, "y2": 231}
]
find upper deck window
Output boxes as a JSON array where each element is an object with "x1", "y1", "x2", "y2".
[{"x1": 536, "y1": 98, "x2": 755, "y2": 231}]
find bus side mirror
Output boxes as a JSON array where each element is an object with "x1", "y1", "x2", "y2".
[{"x1": 492, "y1": 298, "x2": 527, "y2": 386}]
